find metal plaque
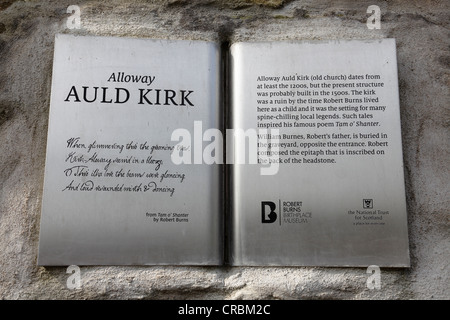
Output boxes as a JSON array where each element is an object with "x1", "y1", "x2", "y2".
[
  {"x1": 38, "y1": 35, "x2": 222, "y2": 265},
  {"x1": 230, "y1": 39, "x2": 410, "y2": 266}
]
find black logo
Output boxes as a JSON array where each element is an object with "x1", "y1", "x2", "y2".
[
  {"x1": 261, "y1": 201, "x2": 277, "y2": 223},
  {"x1": 363, "y1": 199, "x2": 373, "y2": 209}
]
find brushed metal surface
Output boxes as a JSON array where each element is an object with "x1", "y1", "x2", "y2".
[
  {"x1": 38, "y1": 35, "x2": 222, "y2": 265},
  {"x1": 230, "y1": 39, "x2": 410, "y2": 266}
]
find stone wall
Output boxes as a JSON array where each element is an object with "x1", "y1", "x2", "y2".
[{"x1": 0, "y1": 0, "x2": 448, "y2": 299}]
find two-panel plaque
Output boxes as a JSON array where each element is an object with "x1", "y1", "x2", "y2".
[{"x1": 38, "y1": 35, "x2": 410, "y2": 266}]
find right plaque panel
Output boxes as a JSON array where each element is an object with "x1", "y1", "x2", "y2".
[{"x1": 230, "y1": 39, "x2": 410, "y2": 267}]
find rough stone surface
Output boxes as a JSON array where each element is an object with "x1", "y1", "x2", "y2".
[{"x1": 0, "y1": 0, "x2": 448, "y2": 300}]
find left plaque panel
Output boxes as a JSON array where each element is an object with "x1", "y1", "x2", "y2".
[{"x1": 38, "y1": 34, "x2": 223, "y2": 265}]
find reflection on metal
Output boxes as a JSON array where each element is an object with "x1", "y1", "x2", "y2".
[
  {"x1": 38, "y1": 35, "x2": 222, "y2": 266},
  {"x1": 230, "y1": 39, "x2": 410, "y2": 267}
]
